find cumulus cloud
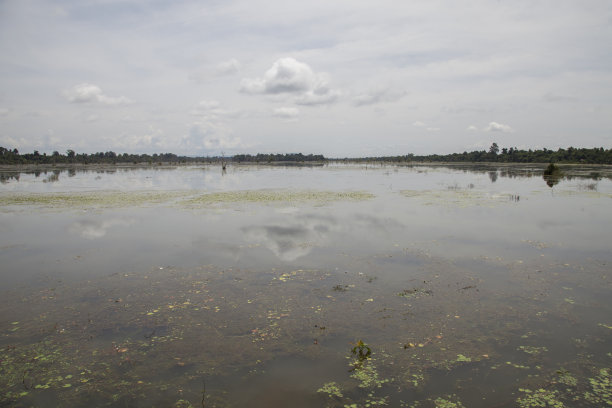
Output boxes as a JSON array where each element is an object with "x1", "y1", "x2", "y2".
[
  {"x1": 240, "y1": 58, "x2": 339, "y2": 105},
  {"x1": 484, "y1": 122, "x2": 513, "y2": 132},
  {"x1": 352, "y1": 88, "x2": 407, "y2": 107},
  {"x1": 466, "y1": 125, "x2": 479, "y2": 131},
  {"x1": 65, "y1": 83, "x2": 131, "y2": 105},
  {"x1": 273, "y1": 107, "x2": 299, "y2": 119},
  {"x1": 216, "y1": 58, "x2": 241, "y2": 75}
]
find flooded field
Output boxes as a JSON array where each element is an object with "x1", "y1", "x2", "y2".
[{"x1": 1, "y1": 163, "x2": 611, "y2": 407}]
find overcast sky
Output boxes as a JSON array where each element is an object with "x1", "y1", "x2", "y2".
[{"x1": 1, "y1": 0, "x2": 611, "y2": 157}]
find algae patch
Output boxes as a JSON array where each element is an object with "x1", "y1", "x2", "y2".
[
  {"x1": 184, "y1": 190, "x2": 374, "y2": 206},
  {"x1": 399, "y1": 189, "x2": 518, "y2": 207},
  {"x1": 0, "y1": 189, "x2": 374, "y2": 210},
  {"x1": 0, "y1": 191, "x2": 191, "y2": 209}
]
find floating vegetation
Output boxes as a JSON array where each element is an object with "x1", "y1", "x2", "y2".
[
  {"x1": 399, "y1": 189, "x2": 520, "y2": 207},
  {"x1": 317, "y1": 381, "x2": 343, "y2": 398},
  {"x1": 432, "y1": 396, "x2": 466, "y2": 408},
  {"x1": 350, "y1": 362, "x2": 390, "y2": 390},
  {"x1": 555, "y1": 369, "x2": 578, "y2": 387},
  {"x1": 185, "y1": 190, "x2": 374, "y2": 206},
  {"x1": 455, "y1": 354, "x2": 471, "y2": 362},
  {"x1": 0, "y1": 190, "x2": 191, "y2": 209},
  {"x1": 517, "y1": 388, "x2": 565, "y2": 408},
  {"x1": 0, "y1": 189, "x2": 374, "y2": 210},
  {"x1": 584, "y1": 368, "x2": 612, "y2": 405},
  {"x1": 518, "y1": 345, "x2": 548, "y2": 356}
]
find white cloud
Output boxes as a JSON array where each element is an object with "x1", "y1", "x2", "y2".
[
  {"x1": 484, "y1": 122, "x2": 514, "y2": 133},
  {"x1": 413, "y1": 121, "x2": 426, "y2": 127},
  {"x1": 273, "y1": 107, "x2": 299, "y2": 119},
  {"x1": 65, "y1": 83, "x2": 131, "y2": 105},
  {"x1": 0, "y1": 108, "x2": 9, "y2": 116},
  {"x1": 426, "y1": 127, "x2": 440, "y2": 132},
  {"x1": 216, "y1": 58, "x2": 241, "y2": 75},
  {"x1": 466, "y1": 125, "x2": 479, "y2": 131},
  {"x1": 240, "y1": 58, "x2": 339, "y2": 105}
]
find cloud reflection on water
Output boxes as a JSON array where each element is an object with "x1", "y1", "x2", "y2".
[
  {"x1": 242, "y1": 213, "x2": 338, "y2": 261},
  {"x1": 69, "y1": 218, "x2": 134, "y2": 239}
]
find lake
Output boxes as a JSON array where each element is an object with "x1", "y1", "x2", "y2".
[{"x1": 1, "y1": 163, "x2": 611, "y2": 407}]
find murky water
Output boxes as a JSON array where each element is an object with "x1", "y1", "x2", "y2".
[{"x1": 1, "y1": 163, "x2": 611, "y2": 407}]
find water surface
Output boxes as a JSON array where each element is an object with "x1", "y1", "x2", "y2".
[{"x1": 1, "y1": 164, "x2": 611, "y2": 407}]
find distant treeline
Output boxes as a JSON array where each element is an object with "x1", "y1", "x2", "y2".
[
  {"x1": 0, "y1": 147, "x2": 326, "y2": 165},
  {"x1": 0, "y1": 147, "x2": 219, "y2": 165},
  {"x1": 1, "y1": 144, "x2": 611, "y2": 165},
  {"x1": 339, "y1": 145, "x2": 612, "y2": 165}
]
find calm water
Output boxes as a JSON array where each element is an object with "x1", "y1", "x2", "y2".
[{"x1": 1, "y1": 163, "x2": 611, "y2": 407}]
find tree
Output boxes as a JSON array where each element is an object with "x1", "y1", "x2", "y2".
[{"x1": 489, "y1": 142, "x2": 499, "y2": 155}]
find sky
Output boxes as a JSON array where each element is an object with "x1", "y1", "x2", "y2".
[{"x1": 0, "y1": 0, "x2": 611, "y2": 157}]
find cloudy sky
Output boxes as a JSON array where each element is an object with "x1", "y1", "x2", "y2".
[{"x1": 0, "y1": 0, "x2": 610, "y2": 157}]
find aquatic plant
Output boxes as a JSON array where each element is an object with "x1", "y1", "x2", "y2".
[
  {"x1": 555, "y1": 369, "x2": 578, "y2": 387},
  {"x1": 433, "y1": 396, "x2": 465, "y2": 408},
  {"x1": 350, "y1": 362, "x2": 390, "y2": 389},
  {"x1": 584, "y1": 368, "x2": 612, "y2": 405},
  {"x1": 518, "y1": 345, "x2": 548, "y2": 356},
  {"x1": 517, "y1": 388, "x2": 565, "y2": 408},
  {"x1": 317, "y1": 381, "x2": 344, "y2": 398},
  {"x1": 351, "y1": 340, "x2": 372, "y2": 362}
]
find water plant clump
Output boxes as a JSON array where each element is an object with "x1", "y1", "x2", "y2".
[
  {"x1": 517, "y1": 388, "x2": 565, "y2": 408},
  {"x1": 584, "y1": 368, "x2": 612, "y2": 405},
  {"x1": 317, "y1": 381, "x2": 344, "y2": 398}
]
